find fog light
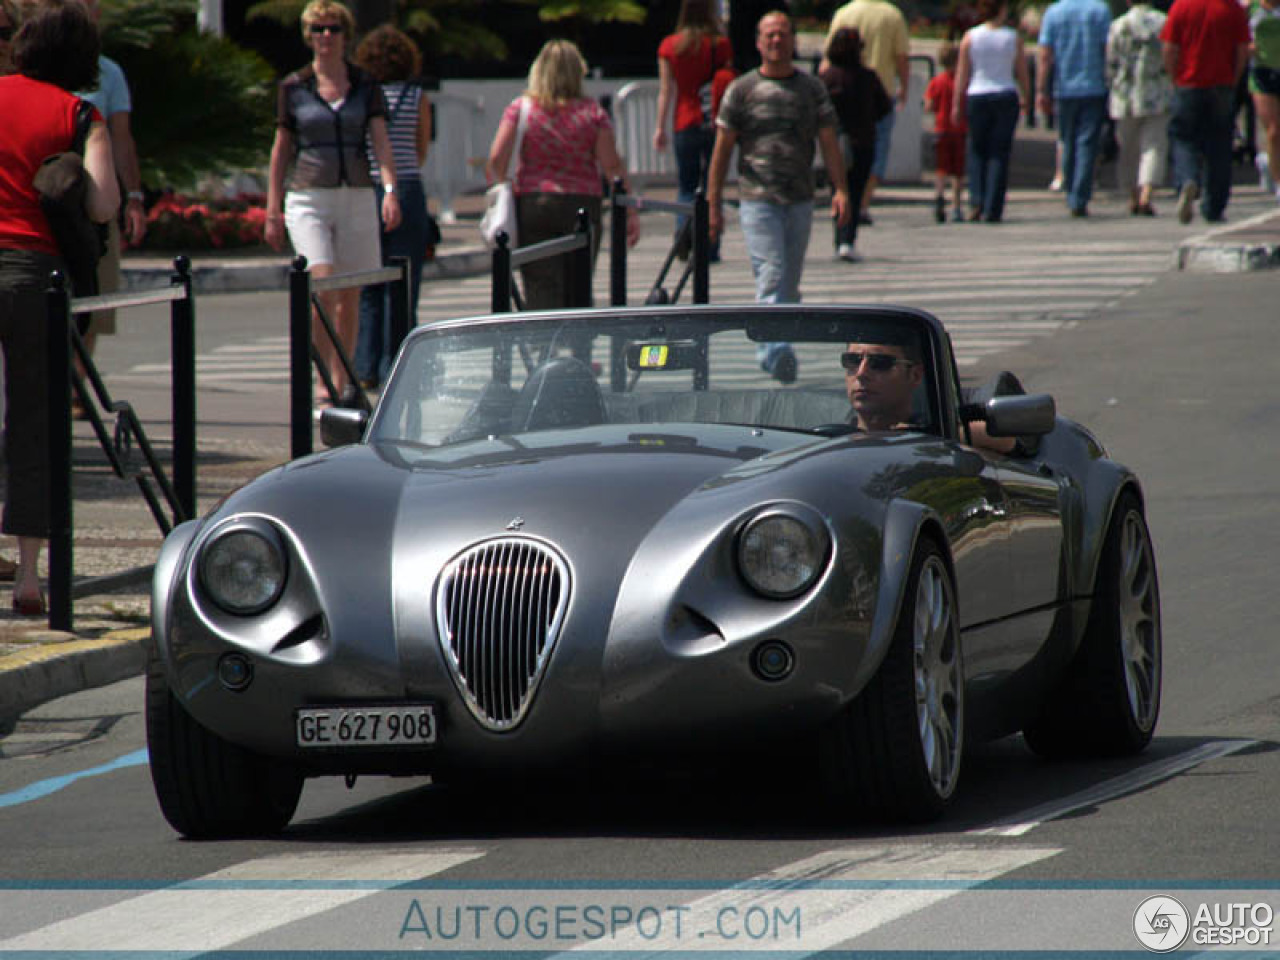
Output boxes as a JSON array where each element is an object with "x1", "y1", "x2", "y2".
[
  {"x1": 218, "y1": 653, "x2": 254, "y2": 692},
  {"x1": 751, "y1": 640, "x2": 795, "y2": 682}
]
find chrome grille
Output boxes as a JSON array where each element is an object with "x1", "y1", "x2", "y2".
[{"x1": 435, "y1": 537, "x2": 570, "y2": 731}]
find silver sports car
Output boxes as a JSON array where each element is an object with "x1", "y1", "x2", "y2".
[{"x1": 146, "y1": 304, "x2": 1162, "y2": 838}]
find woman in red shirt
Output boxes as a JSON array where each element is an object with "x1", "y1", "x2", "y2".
[
  {"x1": 654, "y1": 0, "x2": 734, "y2": 261},
  {"x1": 0, "y1": 0, "x2": 119, "y2": 615}
]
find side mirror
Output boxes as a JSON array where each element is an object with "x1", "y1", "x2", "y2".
[
  {"x1": 985, "y1": 393, "x2": 1056, "y2": 437},
  {"x1": 320, "y1": 408, "x2": 368, "y2": 447}
]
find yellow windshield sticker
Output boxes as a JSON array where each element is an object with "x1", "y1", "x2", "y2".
[{"x1": 637, "y1": 345, "x2": 669, "y2": 368}]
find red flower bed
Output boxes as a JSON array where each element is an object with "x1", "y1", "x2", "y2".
[{"x1": 141, "y1": 192, "x2": 268, "y2": 250}]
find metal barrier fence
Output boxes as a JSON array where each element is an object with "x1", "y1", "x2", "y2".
[
  {"x1": 44, "y1": 258, "x2": 197, "y2": 631},
  {"x1": 609, "y1": 183, "x2": 709, "y2": 309},
  {"x1": 288, "y1": 256, "x2": 410, "y2": 460},
  {"x1": 42, "y1": 255, "x2": 410, "y2": 628}
]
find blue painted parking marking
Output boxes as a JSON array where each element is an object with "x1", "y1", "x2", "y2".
[{"x1": 0, "y1": 749, "x2": 148, "y2": 809}]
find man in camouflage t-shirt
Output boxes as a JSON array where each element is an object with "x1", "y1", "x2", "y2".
[{"x1": 708, "y1": 10, "x2": 850, "y2": 383}]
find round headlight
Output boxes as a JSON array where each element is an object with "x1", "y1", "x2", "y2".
[
  {"x1": 199, "y1": 527, "x2": 287, "y2": 615},
  {"x1": 737, "y1": 511, "x2": 828, "y2": 599}
]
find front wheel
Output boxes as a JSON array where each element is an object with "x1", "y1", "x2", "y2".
[
  {"x1": 146, "y1": 651, "x2": 303, "y2": 839},
  {"x1": 821, "y1": 539, "x2": 964, "y2": 822},
  {"x1": 1023, "y1": 491, "x2": 1161, "y2": 758}
]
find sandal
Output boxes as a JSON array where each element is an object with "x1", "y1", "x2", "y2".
[{"x1": 12, "y1": 591, "x2": 47, "y2": 617}]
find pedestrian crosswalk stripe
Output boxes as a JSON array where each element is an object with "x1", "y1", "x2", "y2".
[{"x1": 0, "y1": 850, "x2": 485, "y2": 952}]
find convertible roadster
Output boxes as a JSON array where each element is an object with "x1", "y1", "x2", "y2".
[{"x1": 146, "y1": 304, "x2": 1162, "y2": 838}]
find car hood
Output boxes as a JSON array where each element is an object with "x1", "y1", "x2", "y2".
[{"x1": 219, "y1": 424, "x2": 817, "y2": 560}]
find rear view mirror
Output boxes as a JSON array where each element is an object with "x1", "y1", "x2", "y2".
[
  {"x1": 984, "y1": 394, "x2": 1056, "y2": 437},
  {"x1": 320, "y1": 408, "x2": 368, "y2": 447}
]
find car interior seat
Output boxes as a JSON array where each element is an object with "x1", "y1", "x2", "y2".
[{"x1": 510, "y1": 355, "x2": 608, "y2": 433}]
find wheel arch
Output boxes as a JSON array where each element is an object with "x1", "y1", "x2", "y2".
[
  {"x1": 848, "y1": 500, "x2": 955, "y2": 700},
  {"x1": 1077, "y1": 467, "x2": 1148, "y2": 603}
]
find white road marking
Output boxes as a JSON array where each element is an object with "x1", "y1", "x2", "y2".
[
  {"x1": 968, "y1": 739, "x2": 1258, "y2": 838},
  {"x1": 0, "y1": 849, "x2": 484, "y2": 953},
  {"x1": 547, "y1": 844, "x2": 1061, "y2": 954}
]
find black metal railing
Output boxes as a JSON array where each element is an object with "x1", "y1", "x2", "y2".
[
  {"x1": 44, "y1": 257, "x2": 197, "y2": 631},
  {"x1": 609, "y1": 181, "x2": 710, "y2": 309},
  {"x1": 288, "y1": 255, "x2": 410, "y2": 459}
]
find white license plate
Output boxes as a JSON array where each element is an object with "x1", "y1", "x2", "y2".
[{"x1": 296, "y1": 704, "x2": 437, "y2": 748}]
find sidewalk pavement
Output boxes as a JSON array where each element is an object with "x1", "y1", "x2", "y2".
[{"x1": 3, "y1": 179, "x2": 1279, "y2": 728}]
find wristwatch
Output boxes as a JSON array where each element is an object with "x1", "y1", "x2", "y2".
[
  {"x1": 127, "y1": 190, "x2": 144, "y2": 204},
  {"x1": 383, "y1": 183, "x2": 396, "y2": 195}
]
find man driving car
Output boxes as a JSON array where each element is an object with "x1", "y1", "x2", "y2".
[{"x1": 843, "y1": 340, "x2": 1016, "y2": 453}]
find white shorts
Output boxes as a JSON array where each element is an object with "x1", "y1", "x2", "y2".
[{"x1": 284, "y1": 186, "x2": 381, "y2": 272}]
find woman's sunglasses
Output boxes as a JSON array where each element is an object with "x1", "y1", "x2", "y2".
[
  {"x1": 841, "y1": 351, "x2": 914, "y2": 373},
  {"x1": 308, "y1": 23, "x2": 344, "y2": 35}
]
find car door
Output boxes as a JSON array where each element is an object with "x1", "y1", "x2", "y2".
[
  {"x1": 938, "y1": 444, "x2": 1017, "y2": 630},
  {"x1": 996, "y1": 458, "x2": 1066, "y2": 613}
]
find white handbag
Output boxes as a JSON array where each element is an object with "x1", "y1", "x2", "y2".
[{"x1": 480, "y1": 97, "x2": 530, "y2": 249}]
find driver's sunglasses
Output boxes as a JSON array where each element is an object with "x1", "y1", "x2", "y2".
[
  {"x1": 841, "y1": 351, "x2": 913, "y2": 373},
  {"x1": 308, "y1": 22, "x2": 344, "y2": 34}
]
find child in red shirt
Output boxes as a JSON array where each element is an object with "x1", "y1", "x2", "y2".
[{"x1": 924, "y1": 43, "x2": 968, "y2": 223}]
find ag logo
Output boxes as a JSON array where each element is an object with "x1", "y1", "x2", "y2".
[{"x1": 1134, "y1": 895, "x2": 1190, "y2": 952}]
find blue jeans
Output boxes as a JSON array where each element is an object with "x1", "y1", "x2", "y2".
[
  {"x1": 965, "y1": 91, "x2": 1019, "y2": 220},
  {"x1": 673, "y1": 125, "x2": 720, "y2": 259},
  {"x1": 738, "y1": 198, "x2": 812, "y2": 367},
  {"x1": 1169, "y1": 85, "x2": 1236, "y2": 221},
  {"x1": 871, "y1": 109, "x2": 897, "y2": 179},
  {"x1": 1056, "y1": 95, "x2": 1107, "y2": 212},
  {"x1": 357, "y1": 179, "x2": 429, "y2": 384}
]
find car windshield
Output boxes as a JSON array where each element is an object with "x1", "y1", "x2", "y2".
[{"x1": 369, "y1": 308, "x2": 945, "y2": 449}]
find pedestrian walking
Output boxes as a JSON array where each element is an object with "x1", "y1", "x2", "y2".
[
  {"x1": 484, "y1": 39, "x2": 637, "y2": 312},
  {"x1": 825, "y1": 0, "x2": 910, "y2": 221},
  {"x1": 707, "y1": 10, "x2": 850, "y2": 382},
  {"x1": 0, "y1": 0, "x2": 119, "y2": 615},
  {"x1": 653, "y1": 0, "x2": 734, "y2": 263},
  {"x1": 1247, "y1": 0, "x2": 1280, "y2": 201},
  {"x1": 264, "y1": 0, "x2": 401, "y2": 409},
  {"x1": 74, "y1": 0, "x2": 147, "y2": 417},
  {"x1": 953, "y1": 0, "x2": 1030, "y2": 223},
  {"x1": 353, "y1": 24, "x2": 433, "y2": 390},
  {"x1": 1037, "y1": 0, "x2": 1113, "y2": 217},
  {"x1": 1106, "y1": 0, "x2": 1173, "y2": 215},
  {"x1": 821, "y1": 26, "x2": 892, "y2": 260},
  {"x1": 925, "y1": 41, "x2": 967, "y2": 223},
  {"x1": 1160, "y1": 0, "x2": 1251, "y2": 222}
]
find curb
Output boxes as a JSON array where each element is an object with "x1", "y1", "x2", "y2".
[
  {"x1": 0, "y1": 629, "x2": 148, "y2": 725},
  {"x1": 1176, "y1": 209, "x2": 1280, "y2": 273}
]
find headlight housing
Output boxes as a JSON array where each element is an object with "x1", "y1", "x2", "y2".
[
  {"x1": 736, "y1": 508, "x2": 830, "y2": 599},
  {"x1": 198, "y1": 522, "x2": 288, "y2": 615}
]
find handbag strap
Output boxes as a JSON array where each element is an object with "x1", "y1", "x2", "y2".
[
  {"x1": 72, "y1": 99, "x2": 95, "y2": 155},
  {"x1": 506, "y1": 96, "x2": 530, "y2": 181}
]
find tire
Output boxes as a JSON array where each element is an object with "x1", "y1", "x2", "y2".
[
  {"x1": 145, "y1": 651, "x2": 303, "y2": 839},
  {"x1": 821, "y1": 539, "x2": 964, "y2": 822},
  {"x1": 1023, "y1": 491, "x2": 1161, "y2": 758}
]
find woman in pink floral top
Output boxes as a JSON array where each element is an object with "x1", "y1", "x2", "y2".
[{"x1": 485, "y1": 39, "x2": 637, "y2": 309}]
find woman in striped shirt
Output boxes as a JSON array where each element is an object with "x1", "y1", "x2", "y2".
[{"x1": 355, "y1": 23, "x2": 432, "y2": 389}]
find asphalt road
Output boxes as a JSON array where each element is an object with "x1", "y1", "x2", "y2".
[{"x1": 1, "y1": 195, "x2": 1278, "y2": 955}]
